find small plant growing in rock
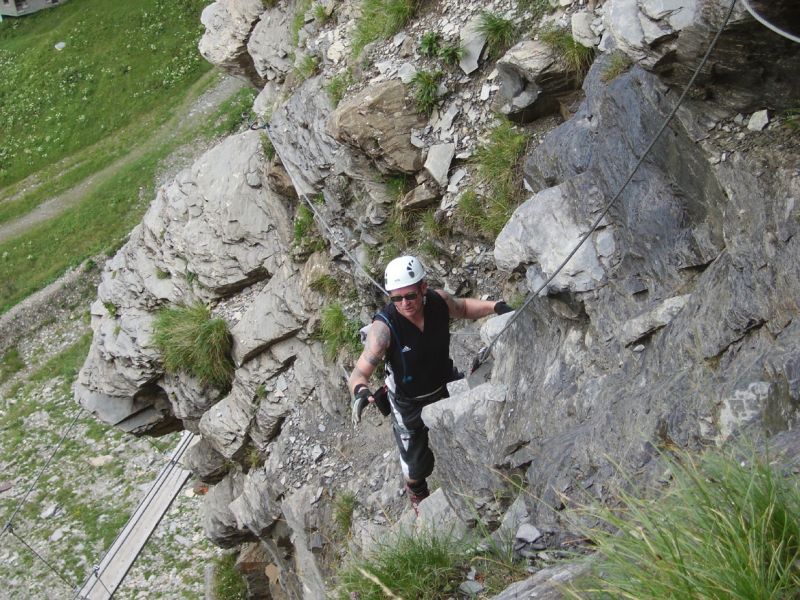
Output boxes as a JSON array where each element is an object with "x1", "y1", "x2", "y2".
[
  {"x1": 517, "y1": 0, "x2": 551, "y2": 21},
  {"x1": 103, "y1": 301, "x2": 117, "y2": 318},
  {"x1": 352, "y1": 0, "x2": 417, "y2": 57},
  {"x1": 261, "y1": 0, "x2": 278, "y2": 7},
  {"x1": 419, "y1": 31, "x2": 441, "y2": 58},
  {"x1": 291, "y1": 0, "x2": 314, "y2": 46},
  {"x1": 213, "y1": 552, "x2": 248, "y2": 600},
  {"x1": 326, "y1": 69, "x2": 353, "y2": 107},
  {"x1": 333, "y1": 491, "x2": 356, "y2": 534},
  {"x1": 155, "y1": 268, "x2": 171, "y2": 280},
  {"x1": 477, "y1": 11, "x2": 517, "y2": 59},
  {"x1": 296, "y1": 53, "x2": 321, "y2": 81},
  {"x1": 411, "y1": 69, "x2": 442, "y2": 116},
  {"x1": 0, "y1": 347, "x2": 25, "y2": 386},
  {"x1": 601, "y1": 51, "x2": 634, "y2": 82},
  {"x1": 261, "y1": 133, "x2": 276, "y2": 160},
  {"x1": 539, "y1": 26, "x2": 594, "y2": 79},
  {"x1": 314, "y1": 3, "x2": 331, "y2": 23},
  {"x1": 310, "y1": 274, "x2": 341, "y2": 296},
  {"x1": 152, "y1": 303, "x2": 234, "y2": 392},
  {"x1": 319, "y1": 303, "x2": 362, "y2": 361},
  {"x1": 438, "y1": 42, "x2": 464, "y2": 66}
]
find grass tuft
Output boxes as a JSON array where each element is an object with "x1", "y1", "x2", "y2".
[
  {"x1": 295, "y1": 53, "x2": 321, "y2": 80},
  {"x1": 477, "y1": 11, "x2": 517, "y2": 60},
  {"x1": 539, "y1": 26, "x2": 594, "y2": 79},
  {"x1": 570, "y1": 446, "x2": 800, "y2": 600},
  {"x1": 411, "y1": 70, "x2": 442, "y2": 116},
  {"x1": 213, "y1": 553, "x2": 248, "y2": 600},
  {"x1": 326, "y1": 69, "x2": 354, "y2": 107},
  {"x1": 352, "y1": 0, "x2": 417, "y2": 58},
  {"x1": 601, "y1": 51, "x2": 634, "y2": 82},
  {"x1": 419, "y1": 31, "x2": 441, "y2": 58},
  {"x1": 152, "y1": 303, "x2": 234, "y2": 391},
  {"x1": 310, "y1": 273, "x2": 341, "y2": 296},
  {"x1": 336, "y1": 530, "x2": 464, "y2": 599},
  {"x1": 517, "y1": 0, "x2": 552, "y2": 21},
  {"x1": 456, "y1": 118, "x2": 528, "y2": 239},
  {"x1": 0, "y1": 347, "x2": 26, "y2": 385},
  {"x1": 333, "y1": 491, "x2": 357, "y2": 534},
  {"x1": 319, "y1": 303, "x2": 362, "y2": 361},
  {"x1": 439, "y1": 43, "x2": 464, "y2": 66}
]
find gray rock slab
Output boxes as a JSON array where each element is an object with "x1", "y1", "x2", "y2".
[
  {"x1": 460, "y1": 15, "x2": 487, "y2": 75},
  {"x1": 490, "y1": 560, "x2": 592, "y2": 599},
  {"x1": 620, "y1": 294, "x2": 691, "y2": 346},
  {"x1": 424, "y1": 143, "x2": 456, "y2": 187},
  {"x1": 747, "y1": 110, "x2": 769, "y2": 131}
]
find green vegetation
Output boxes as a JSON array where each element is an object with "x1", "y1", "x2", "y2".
[
  {"x1": 333, "y1": 491, "x2": 357, "y2": 534},
  {"x1": 571, "y1": 446, "x2": 800, "y2": 599},
  {"x1": 0, "y1": 346, "x2": 25, "y2": 385},
  {"x1": 152, "y1": 303, "x2": 234, "y2": 391},
  {"x1": 411, "y1": 70, "x2": 443, "y2": 116},
  {"x1": 438, "y1": 43, "x2": 464, "y2": 66},
  {"x1": 477, "y1": 11, "x2": 517, "y2": 59},
  {"x1": 213, "y1": 553, "x2": 248, "y2": 600},
  {"x1": 320, "y1": 303, "x2": 362, "y2": 361},
  {"x1": 291, "y1": 0, "x2": 314, "y2": 47},
  {"x1": 327, "y1": 69, "x2": 354, "y2": 107},
  {"x1": 601, "y1": 51, "x2": 634, "y2": 82},
  {"x1": 517, "y1": 0, "x2": 552, "y2": 21},
  {"x1": 457, "y1": 119, "x2": 529, "y2": 238},
  {"x1": 539, "y1": 26, "x2": 594, "y2": 79},
  {"x1": 419, "y1": 31, "x2": 441, "y2": 58},
  {"x1": 310, "y1": 273, "x2": 341, "y2": 296},
  {"x1": 314, "y1": 3, "x2": 331, "y2": 23},
  {"x1": 352, "y1": 0, "x2": 417, "y2": 57},
  {"x1": 296, "y1": 53, "x2": 321, "y2": 80},
  {"x1": 28, "y1": 333, "x2": 91, "y2": 385},
  {"x1": 201, "y1": 86, "x2": 259, "y2": 138},
  {"x1": 261, "y1": 133, "x2": 276, "y2": 161},
  {"x1": 0, "y1": 0, "x2": 210, "y2": 188},
  {"x1": 293, "y1": 204, "x2": 326, "y2": 255},
  {"x1": 781, "y1": 108, "x2": 799, "y2": 131}
]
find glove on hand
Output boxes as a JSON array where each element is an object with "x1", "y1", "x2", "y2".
[
  {"x1": 494, "y1": 301, "x2": 514, "y2": 315},
  {"x1": 351, "y1": 385, "x2": 373, "y2": 425}
]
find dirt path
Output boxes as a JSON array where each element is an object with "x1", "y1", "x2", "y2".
[{"x1": 0, "y1": 71, "x2": 247, "y2": 245}]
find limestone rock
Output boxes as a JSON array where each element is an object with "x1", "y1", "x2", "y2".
[
  {"x1": 620, "y1": 294, "x2": 691, "y2": 346},
  {"x1": 328, "y1": 80, "x2": 425, "y2": 174},
  {"x1": 494, "y1": 182, "x2": 608, "y2": 293},
  {"x1": 424, "y1": 143, "x2": 455, "y2": 187},
  {"x1": 247, "y1": 5, "x2": 293, "y2": 81},
  {"x1": 459, "y1": 14, "x2": 487, "y2": 75},
  {"x1": 198, "y1": 0, "x2": 264, "y2": 83},
  {"x1": 201, "y1": 471, "x2": 254, "y2": 548},
  {"x1": 490, "y1": 560, "x2": 592, "y2": 599},
  {"x1": 229, "y1": 469, "x2": 282, "y2": 537},
  {"x1": 182, "y1": 437, "x2": 230, "y2": 484},
  {"x1": 494, "y1": 40, "x2": 584, "y2": 123},
  {"x1": 572, "y1": 11, "x2": 600, "y2": 47},
  {"x1": 399, "y1": 183, "x2": 439, "y2": 211}
]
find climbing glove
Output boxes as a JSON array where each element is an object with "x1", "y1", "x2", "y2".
[
  {"x1": 351, "y1": 385, "x2": 373, "y2": 426},
  {"x1": 494, "y1": 301, "x2": 514, "y2": 315}
]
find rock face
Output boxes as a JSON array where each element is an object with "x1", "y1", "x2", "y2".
[
  {"x1": 328, "y1": 80, "x2": 425, "y2": 174},
  {"x1": 75, "y1": 0, "x2": 800, "y2": 598}
]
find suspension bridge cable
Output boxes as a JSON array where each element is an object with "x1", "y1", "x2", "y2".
[
  {"x1": 740, "y1": 0, "x2": 800, "y2": 44},
  {"x1": 8, "y1": 526, "x2": 75, "y2": 590},
  {"x1": 73, "y1": 431, "x2": 194, "y2": 600},
  {"x1": 1, "y1": 407, "x2": 84, "y2": 540},
  {"x1": 474, "y1": 0, "x2": 739, "y2": 367}
]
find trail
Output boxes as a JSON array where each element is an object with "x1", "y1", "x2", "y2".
[{"x1": 0, "y1": 71, "x2": 247, "y2": 245}]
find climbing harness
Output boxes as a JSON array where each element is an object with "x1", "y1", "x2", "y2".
[{"x1": 471, "y1": 0, "x2": 740, "y2": 371}]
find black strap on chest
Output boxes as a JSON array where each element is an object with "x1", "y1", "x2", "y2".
[{"x1": 375, "y1": 312, "x2": 413, "y2": 386}]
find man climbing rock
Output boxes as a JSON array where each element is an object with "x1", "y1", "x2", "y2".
[{"x1": 348, "y1": 255, "x2": 513, "y2": 513}]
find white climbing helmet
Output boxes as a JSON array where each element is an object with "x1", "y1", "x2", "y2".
[{"x1": 384, "y1": 255, "x2": 426, "y2": 291}]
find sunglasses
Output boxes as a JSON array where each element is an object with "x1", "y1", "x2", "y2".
[{"x1": 389, "y1": 291, "x2": 419, "y2": 303}]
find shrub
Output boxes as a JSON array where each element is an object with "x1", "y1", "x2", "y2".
[
  {"x1": 336, "y1": 530, "x2": 464, "y2": 599},
  {"x1": 334, "y1": 491, "x2": 356, "y2": 534},
  {"x1": 539, "y1": 26, "x2": 594, "y2": 79},
  {"x1": 601, "y1": 51, "x2": 633, "y2": 82},
  {"x1": 152, "y1": 303, "x2": 234, "y2": 391},
  {"x1": 477, "y1": 11, "x2": 517, "y2": 59},
  {"x1": 326, "y1": 69, "x2": 353, "y2": 107},
  {"x1": 570, "y1": 446, "x2": 800, "y2": 599},
  {"x1": 352, "y1": 0, "x2": 417, "y2": 57},
  {"x1": 419, "y1": 31, "x2": 441, "y2": 58},
  {"x1": 411, "y1": 70, "x2": 442, "y2": 116},
  {"x1": 213, "y1": 553, "x2": 248, "y2": 600},
  {"x1": 320, "y1": 303, "x2": 362, "y2": 361}
]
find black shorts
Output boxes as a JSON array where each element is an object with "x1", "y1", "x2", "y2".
[{"x1": 388, "y1": 389, "x2": 446, "y2": 481}]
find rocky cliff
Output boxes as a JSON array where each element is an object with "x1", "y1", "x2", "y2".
[{"x1": 74, "y1": 0, "x2": 800, "y2": 597}]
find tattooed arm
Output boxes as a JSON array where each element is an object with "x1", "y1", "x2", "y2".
[
  {"x1": 348, "y1": 320, "x2": 391, "y2": 396},
  {"x1": 436, "y1": 289, "x2": 500, "y2": 320}
]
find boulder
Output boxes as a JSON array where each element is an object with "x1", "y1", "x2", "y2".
[
  {"x1": 328, "y1": 80, "x2": 425, "y2": 174},
  {"x1": 572, "y1": 11, "x2": 600, "y2": 47},
  {"x1": 201, "y1": 471, "x2": 254, "y2": 548},
  {"x1": 198, "y1": 0, "x2": 265, "y2": 84},
  {"x1": 424, "y1": 143, "x2": 455, "y2": 187},
  {"x1": 229, "y1": 469, "x2": 283, "y2": 537},
  {"x1": 494, "y1": 40, "x2": 585, "y2": 122},
  {"x1": 182, "y1": 437, "x2": 230, "y2": 484},
  {"x1": 247, "y1": 5, "x2": 293, "y2": 81},
  {"x1": 459, "y1": 14, "x2": 488, "y2": 75}
]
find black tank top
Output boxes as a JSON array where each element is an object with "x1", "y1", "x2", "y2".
[{"x1": 375, "y1": 289, "x2": 452, "y2": 398}]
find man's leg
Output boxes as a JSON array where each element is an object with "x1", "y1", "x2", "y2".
[{"x1": 389, "y1": 393, "x2": 434, "y2": 511}]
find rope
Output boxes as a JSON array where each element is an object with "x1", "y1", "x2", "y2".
[
  {"x1": 740, "y1": 0, "x2": 800, "y2": 43},
  {"x1": 91, "y1": 566, "x2": 113, "y2": 598},
  {"x1": 299, "y1": 193, "x2": 388, "y2": 296},
  {"x1": 8, "y1": 525, "x2": 75, "y2": 590},
  {"x1": 1, "y1": 407, "x2": 84, "y2": 540},
  {"x1": 474, "y1": 0, "x2": 739, "y2": 368}
]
